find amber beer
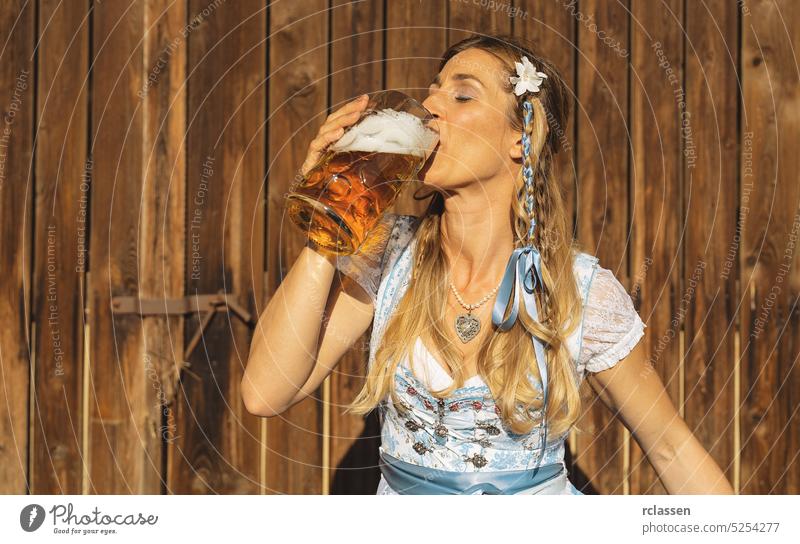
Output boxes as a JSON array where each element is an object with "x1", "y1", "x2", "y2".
[{"x1": 286, "y1": 91, "x2": 438, "y2": 254}]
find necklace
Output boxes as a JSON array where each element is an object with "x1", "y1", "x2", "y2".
[{"x1": 449, "y1": 278, "x2": 502, "y2": 343}]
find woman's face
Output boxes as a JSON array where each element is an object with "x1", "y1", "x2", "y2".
[{"x1": 418, "y1": 48, "x2": 521, "y2": 189}]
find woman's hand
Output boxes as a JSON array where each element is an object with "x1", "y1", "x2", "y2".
[{"x1": 299, "y1": 93, "x2": 370, "y2": 177}]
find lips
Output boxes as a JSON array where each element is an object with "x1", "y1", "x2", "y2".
[
  {"x1": 426, "y1": 141, "x2": 439, "y2": 161},
  {"x1": 424, "y1": 120, "x2": 440, "y2": 134},
  {"x1": 419, "y1": 141, "x2": 439, "y2": 178}
]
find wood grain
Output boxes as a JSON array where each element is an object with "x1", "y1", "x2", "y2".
[
  {"x1": 573, "y1": 0, "x2": 630, "y2": 495},
  {"x1": 628, "y1": 0, "x2": 684, "y2": 495},
  {"x1": 0, "y1": 0, "x2": 35, "y2": 494}
]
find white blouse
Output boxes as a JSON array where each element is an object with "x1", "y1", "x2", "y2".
[{"x1": 576, "y1": 265, "x2": 647, "y2": 374}]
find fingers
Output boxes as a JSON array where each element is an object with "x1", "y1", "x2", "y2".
[
  {"x1": 308, "y1": 126, "x2": 345, "y2": 153},
  {"x1": 299, "y1": 94, "x2": 369, "y2": 177},
  {"x1": 301, "y1": 124, "x2": 346, "y2": 175},
  {"x1": 318, "y1": 94, "x2": 369, "y2": 138},
  {"x1": 311, "y1": 94, "x2": 369, "y2": 152}
]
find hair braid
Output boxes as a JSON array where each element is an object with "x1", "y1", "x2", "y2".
[
  {"x1": 521, "y1": 97, "x2": 559, "y2": 326},
  {"x1": 521, "y1": 97, "x2": 539, "y2": 248}
]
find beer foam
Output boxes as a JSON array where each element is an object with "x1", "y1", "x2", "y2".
[{"x1": 330, "y1": 108, "x2": 438, "y2": 158}]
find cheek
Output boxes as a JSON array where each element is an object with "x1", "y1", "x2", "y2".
[{"x1": 448, "y1": 111, "x2": 507, "y2": 170}]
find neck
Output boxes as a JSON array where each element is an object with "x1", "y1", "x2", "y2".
[{"x1": 440, "y1": 182, "x2": 515, "y2": 290}]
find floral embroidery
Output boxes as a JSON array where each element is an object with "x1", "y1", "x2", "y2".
[
  {"x1": 413, "y1": 442, "x2": 431, "y2": 455},
  {"x1": 405, "y1": 420, "x2": 421, "y2": 432},
  {"x1": 476, "y1": 421, "x2": 501, "y2": 436},
  {"x1": 466, "y1": 453, "x2": 488, "y2": 468}
]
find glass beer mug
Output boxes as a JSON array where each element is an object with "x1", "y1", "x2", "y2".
[{"x1": 286, "y1": 90, "x2": 439, "y2": 255}]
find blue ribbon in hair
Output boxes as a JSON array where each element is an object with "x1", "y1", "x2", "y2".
[
  {"x1": 493, "y1": 100, "x2": 548, "y2": 401},
  {"x1": 491, "y1": 235, "x2": 548, "y2": 396},
  {"x1": 491, "y1": 238, "x2": 549, "y2": 470},
  {"x1": 491, "y1": 94, "x2": 551, "y2": 468}
]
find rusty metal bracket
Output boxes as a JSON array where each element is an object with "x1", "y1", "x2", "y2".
[{"x1": 111, "y1": 291, "x2": 255, "y2": 365}]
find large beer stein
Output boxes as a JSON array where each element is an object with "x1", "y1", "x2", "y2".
[{"x1": 286, "y1": 90, "x2": 439, "y2": 255}]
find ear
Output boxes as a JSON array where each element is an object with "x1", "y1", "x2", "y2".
[{"x1": 509, "y1": 134, "x2": 523, "y2": 160}]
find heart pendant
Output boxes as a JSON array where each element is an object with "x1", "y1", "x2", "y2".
[{"x1": 455, "y1": 313, "x2": 480, "y2": 343}]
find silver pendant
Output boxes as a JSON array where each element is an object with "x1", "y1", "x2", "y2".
[{"x1": 455, "y1": 312, "x2": 480, "y2": 343}]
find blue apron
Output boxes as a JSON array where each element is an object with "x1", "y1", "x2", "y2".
[{"x1": 380, "y1": 449, "x2": 566, "y2": 495}]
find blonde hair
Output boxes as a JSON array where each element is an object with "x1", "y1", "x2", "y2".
[{"x1": 347, "y1": 34, "x2": 588, "y2": 439}]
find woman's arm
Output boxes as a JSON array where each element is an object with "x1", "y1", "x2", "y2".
[
  {"x1": 241, "y1": 246, "x2": 374, "y2": 417},
  {"x1": 587, "y1": 340, "x2": 735, "y2": 494}
]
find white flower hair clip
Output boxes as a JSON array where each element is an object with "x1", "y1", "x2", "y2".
[{"x1": 509, "y1": 56, "x2": 548, "y2": 96}]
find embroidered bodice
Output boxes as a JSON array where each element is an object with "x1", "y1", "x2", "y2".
[{"x1": 334, "y1": 213, "x2": 646, "y2": 495}]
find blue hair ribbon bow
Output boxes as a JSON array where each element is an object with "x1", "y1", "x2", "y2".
[
  {"x1": 491, "y1": 242, "x2": 550, "y2": 470},
  {"x1": 491, "y1": 244, "x2": 548, "y2": 393}
]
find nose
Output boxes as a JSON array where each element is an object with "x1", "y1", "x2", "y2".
[{"x1": 421, "y1": 93, "x2": 441, "y2": 130}]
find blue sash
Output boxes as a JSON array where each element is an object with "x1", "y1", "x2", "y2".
[{"x1": 379, "y1": 450, "x2": 565, "y2": 495}]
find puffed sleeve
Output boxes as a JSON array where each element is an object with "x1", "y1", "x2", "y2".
[
  {"x1": 333, "y1": 212, "x2": 400, "y2": 305},
  {"x1": 577, "y1": 266, "x2": 647, "y2": 374}
]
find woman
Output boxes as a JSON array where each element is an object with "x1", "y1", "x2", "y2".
[{"x1": 242, "y1": 34, "x2": 733, "y2": 495}]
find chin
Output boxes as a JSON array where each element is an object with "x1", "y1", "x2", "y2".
[
  {"x1": 418, "y1": 173, "x2": 447, "y2": 190},
  {"x1": 418, "y1": 160, "x2": 446, "y2": 186}
]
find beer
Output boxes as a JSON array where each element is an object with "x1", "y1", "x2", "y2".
[{"x1": 287, "y1": 93, "x2": 438, "y2": 255}]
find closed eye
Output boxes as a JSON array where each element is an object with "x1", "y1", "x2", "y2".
[{"x1": 427, "y1": 83, "x2": 475, "y2": 103}]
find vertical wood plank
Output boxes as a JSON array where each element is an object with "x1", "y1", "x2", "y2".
[
  {"x1": 448, "y1": 0, "x2": 512, "y2": 44},
  {"x1": 682, "y1": 0, "x2": 738, "y2": 494},
  {"x1": 740, "y1": 0, "x2": 800, "y2": 494},
  {"x1": 267, "y1": 0, "x2": 328, "y2": 494},
  {"x1": 386, "y1": 0, "x2": 447, "y2": 103},
  {"x1": 88, "y1": 0, "x2": 149, "y2": 492},
  {"x1": 31, "y1": 0, "x2": 89, "y2": 493},
  {"x1": 628, "y1": 0, "x2": 683, "y2": 495},
  {"x1": 573, "y1": 0, "x2": 630, "y2": 495},
  {"x1": 0, "y1": 0, "x2": 35, "y2": 493},
  {"x1": 328, "y1": 0, "x2": 384, "y2": 495},
  {"x1": 140, "y1": 0, "x2": 188, "y2": 492},
  {"x1": 172, "y1": 0, "x2": 264, "y2": 494}
]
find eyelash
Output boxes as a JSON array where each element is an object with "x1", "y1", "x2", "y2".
[{"x1": 428, "y1": 86, "x2": 473, "y2": 102}]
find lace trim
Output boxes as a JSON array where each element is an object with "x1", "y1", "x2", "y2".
[
  {"x1": 577, "y1": 266, "x2": 648, "y2": 373},
  {"x1": 583, "y1": 313, "x2": 646, "y2": 373}
]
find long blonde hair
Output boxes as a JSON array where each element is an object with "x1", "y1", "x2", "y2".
[{"x1": 347, "y1": 34, "x2": 587, "y2": 439}]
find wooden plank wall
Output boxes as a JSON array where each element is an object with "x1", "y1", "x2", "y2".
[
  {"x1": 0, "y1": 0, "x2": 797, "y2": 495},
  {"x1": 32, "y1": 0, "x2": 88, "y2": 494},
  {"x1": 739, "y1": 0, "x2": 800, "y2": 494}
]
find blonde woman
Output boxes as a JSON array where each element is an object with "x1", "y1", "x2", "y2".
[{"x1": 242, "y1": 34, "x2": 733, "y2": 495}]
